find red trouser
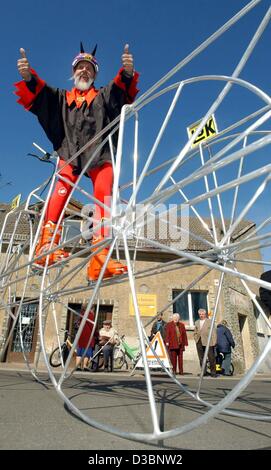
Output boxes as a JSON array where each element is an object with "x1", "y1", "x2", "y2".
[
  {"x1": 46, "y1": 159, "x2": 113, "y2": 237},
  {"x1": 169, "y1": 348, "x2": 184, "y2": 374}
]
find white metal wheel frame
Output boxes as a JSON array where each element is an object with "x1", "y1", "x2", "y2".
[
  {"x1": 0, "y1": 179, "x2": 61, "y2": 384},
  {"x1": 32, "y1": 78, "x2": 271, "y2": 440},
  {"x1": 0, "y1": 0, "x2": 271, "y2": 442}
]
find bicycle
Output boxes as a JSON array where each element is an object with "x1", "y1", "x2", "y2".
[
  {"x1": 206, "y1": 352, "x2": 234, "y2": 376},
  {"x1": 49, "y1": 330, "x2": 74, "y2": 367},
  {"x1": 113, "y1": 335, "x2": 141, "y2": 370},
  {"x1": 49, "y1": 330, "x2": 104, "y2": 370}
]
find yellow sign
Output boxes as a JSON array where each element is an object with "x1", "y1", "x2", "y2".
[
  {"x1": 129, "y1": 293, "x2": 157, "y2": 317},
  {"x1": 145, "y1": 332, "x2": 168, "y2": 359},
  {"x1": 10, "y1": 194, "x2": 21, "y2": 211},
  {"x1": 187, "y1": 115, "x2": 218, "y2": 147}
]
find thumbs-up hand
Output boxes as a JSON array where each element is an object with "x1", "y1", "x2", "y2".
[
  {"x1": 122, "y1": 43, "x2": 134, "y2": 77},
  {"x1": 17, "y1": 48, "x2": 31, "y2": 81}
]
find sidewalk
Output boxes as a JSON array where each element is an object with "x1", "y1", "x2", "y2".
[
  {"x1": 0, "y1": 360, "x2": 270, "y2": 380},
  {"x1": 0, "y1": 367, "x2": 270, "y2": 450}
]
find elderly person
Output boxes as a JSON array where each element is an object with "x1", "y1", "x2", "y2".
[
  {"x1": 99, "y1": 319, "x2": 119, "y2": 372},
  {"x1": 194, "y1": 308, "x2": 217, "y2": 377},
  {"x1": 165, "y1": 313, "x2": 188, "y2": 375},
  {"x1": 217, "y1": 320, "x2": 235, "y2": 376},
  {"x1": 15, "y1": 43, "x2": 139, "y2": 281}
]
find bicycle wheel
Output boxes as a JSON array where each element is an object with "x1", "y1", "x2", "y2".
[
  {"x1": 49, "y1": 345, "x2": 64, "y2": 367},
  {"x1": 113, "y1": 348, "x2": 125, "y2": 369}
]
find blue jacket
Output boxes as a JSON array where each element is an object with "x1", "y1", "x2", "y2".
[{"x1": 217, "y1": 324, "x2": 235, "y2": 353}]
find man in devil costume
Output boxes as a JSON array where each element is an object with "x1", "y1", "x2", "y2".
[{"x1": 15, "y1": 43, "x2": 139, "y2": 281}]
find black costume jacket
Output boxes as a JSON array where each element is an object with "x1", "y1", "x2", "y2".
[{"x1": 14, "y1": 68, "x2": 139, "y2": 174}]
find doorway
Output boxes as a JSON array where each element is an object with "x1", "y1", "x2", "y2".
[
  {"x1": 66, "y1": 303, "x2": 113, "y2": 340},
  {"x1": 6, "y1": 300, "x2": 39, "y2": 363}
]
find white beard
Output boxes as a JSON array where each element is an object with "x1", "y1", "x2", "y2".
[{"x1": 74, "y1": 75, "x2": 94, "y2": 91}]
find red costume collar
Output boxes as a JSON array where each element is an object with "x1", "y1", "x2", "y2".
[{"x1": 66, "y1": 86, "x2": 98, "y2": 108}]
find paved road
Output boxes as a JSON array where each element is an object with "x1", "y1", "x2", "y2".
[{"x1": 0, "y1": 369, "x2": 270, "y2": 450}]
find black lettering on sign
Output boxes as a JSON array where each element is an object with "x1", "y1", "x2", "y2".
[
  {"x1": 188, "y1": 115, "x2": 218, "y2": 147},
  {"x1": 205, "y1": 117, "x2": 216, "y2": 136},
  {"x1": 191, "y1": 127, "x2": 205, "y2": 144}
]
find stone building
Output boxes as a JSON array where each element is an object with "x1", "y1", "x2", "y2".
[{"x1": 0, "y1": 200, "x2": 269, "y2": 374}]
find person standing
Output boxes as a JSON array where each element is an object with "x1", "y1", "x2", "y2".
[
  {"x1": 217, "y1": 320, "x2": 235, "y2": 376},
  {"x1": 165, "y1": 313, "x2": 188, "y2": 375},
  {"x1": 194, "y1": 308, "x2": 217, "y2": 377},
  {"x1": 15, "y1": 43, "x2": 139, "y2": 281},
  {"x1": 75, "y1": 308, "x2": 98, "y2": 371}
]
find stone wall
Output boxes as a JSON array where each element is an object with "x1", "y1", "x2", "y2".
[{"x1": 0, "y1": 246, "x2": 266, "y2": 374}]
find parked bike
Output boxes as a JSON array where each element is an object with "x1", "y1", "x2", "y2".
[
  {"x1": 49, "y1": 330, "x2": 74, "y2": 367},
  {"x1": 49, "y1": 331, "x2": 105, "y2": 370},
  {"x1": 113, "y1": 335, "x2": 141, "y2": 370}
]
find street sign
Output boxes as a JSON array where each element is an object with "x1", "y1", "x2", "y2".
[
  {"x1": 129, "y1": 293, "x2": 157, "y2": 317},
  {"x1": 10, "y1": 194, "x2": 21, "y2": 211},
  {"x1": 135, "y1": 332, "x2": 171, "y2": 369},
  {"x1": 187, "y1": 114, "x2": 218, "y2": 147}
]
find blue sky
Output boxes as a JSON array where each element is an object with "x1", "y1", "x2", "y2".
[{"x1": 0, "y1": 0, "x2": 270, "y2": 213}]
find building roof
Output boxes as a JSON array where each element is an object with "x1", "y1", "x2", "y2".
[
  {"x1": 117, "y1": 213, "x2": 255, "y2": 253},
  {"x1": 0, "y1": 201, "x2": 255, "y2": 254},
  {"x1": 0, "y1": 199, "x2": 82, "y2": 244}
]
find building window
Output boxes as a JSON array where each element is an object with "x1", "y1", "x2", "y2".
[
  {"x1": 172, "y1": 290, "x2": 209, "y2": 326},
  {"x1": 11, "y1": 301, "x2": 38, "y2": 353},
  {"x1": 62, "y1": 219, "x2": 81, "y2": 244}
]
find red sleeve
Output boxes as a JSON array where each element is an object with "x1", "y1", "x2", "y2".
[
  {"x1": 165, "y1": 323, "x2": 170, "y2": 345},
  {"x1": 113, "y1": 67, "x2": 140, "y2": 103},
  {"x1": 14, "y1": 68, "x2": 46, "y2": 110}
]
